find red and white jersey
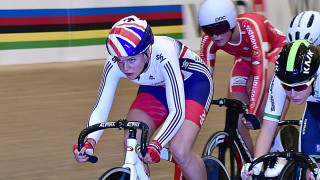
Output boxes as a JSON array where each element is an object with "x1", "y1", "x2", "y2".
[{"x1": 200, "y1": 13, "x2": 286, "y2": 116}]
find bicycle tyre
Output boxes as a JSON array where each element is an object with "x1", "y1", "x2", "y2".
[
  {"x1": 99, "y1": 167, "x2": 131, "y2": 180},
  {"x1": 277, "y1": 161, "x2": 308, "y2": 180},
  {"x1": 202, "y1": 131, "x2": 245, "y2": 180},
  {"x1": 203, "y1": 155, "x2": 231, "y2": 180}
]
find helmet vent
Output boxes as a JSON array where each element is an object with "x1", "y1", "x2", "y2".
[
  {"x1": 295, "y1": 31, "x2": 300, "y2": 40},
  {"x1": 288, "y1": 33, "x2": 293, "y2": 41},
  {"x1": 304, "y1": 33, "x2": 310, "y2": 40},
  {"x1": 307, "y1": 14, "x2": 314, "y2": 28},
  {"x1": 290, "y1": 15, "x2": 298, "y2": 28}
]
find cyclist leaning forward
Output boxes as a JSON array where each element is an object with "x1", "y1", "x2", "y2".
[
  {"x1": 73, "y1": 15, "x2": 213, "y2": 180},
  {"x1": 242, "y1": 39, "x2": 320, "y2": 180},
  {"x1": 198, "y1": 0, "x2": 289, "y2": 153}
]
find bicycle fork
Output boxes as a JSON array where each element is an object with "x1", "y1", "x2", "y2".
[{"x1": 124, "y1": 129, "x2": 150, "y2": 180}]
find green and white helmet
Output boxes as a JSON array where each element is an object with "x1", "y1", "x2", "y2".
[{"x1": 276, "y1": 39, "x2": 320, "y2": 85}]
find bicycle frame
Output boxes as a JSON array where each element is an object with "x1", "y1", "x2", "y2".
[
  {"x1": 203, "y1": 98, "x2": 301, "y2": 178},
  {"x1": 203, "y1": 98, "x2": 253, "y2": 178},
  {"x1": 77, "y1": 119, "x2": 184, "y2": 180}
]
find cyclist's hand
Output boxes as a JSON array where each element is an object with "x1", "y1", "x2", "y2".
[
  {"x1": 309, "y1": 169, "x2": 320, "y2": 180},
  {"x1": 242, "y1": 116, "x2": 254, "y2": 130},
  {"x1": 144, "y1": 140, "x2": 162, "y2": 164},
  {"x1": 241, "y1": 162, "x2": 263, "y2": 180},
  {"x1": 241, "y1": 163, "x2": 254, "y2": 180},
  {"x1": 242, "y1": 114, "x2": 260, "y2": 130},
  {"x1": 73, "y1": 138, "x2": 96, "y2": 163},
  {"x1": 310, "y1": 173, "x2": 316, "y2": 180}
]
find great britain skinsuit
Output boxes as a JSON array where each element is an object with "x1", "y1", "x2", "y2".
[{"x1": 87, "y1": 36, "x2": 214, "y2": 148}]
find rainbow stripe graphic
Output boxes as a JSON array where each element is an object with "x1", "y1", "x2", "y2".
[{"x1": 0, "y1": 5, "x2": 183, "y2": 50}]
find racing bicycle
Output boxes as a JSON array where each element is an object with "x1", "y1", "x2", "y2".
[
  {"x1": 77, "y1": 119, "x2": 230, "y2": 180},
  {"x1": 202, "y1": 98, "x2": 300, "y2": 179},
  {"x1": 248, "y1": 151, "x2": 320, "y2": 179}
]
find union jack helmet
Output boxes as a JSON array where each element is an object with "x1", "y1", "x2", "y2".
[{"x1": 106, "y1": 15, "x2": 154, "y2": 57}]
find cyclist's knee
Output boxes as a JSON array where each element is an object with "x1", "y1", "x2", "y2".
[
  {"x1": 169, "y1": 146, "x2": 192, "y2": 166},
  {"x1": 173, "y1": 152, "x2": 190, "y2": 167}
]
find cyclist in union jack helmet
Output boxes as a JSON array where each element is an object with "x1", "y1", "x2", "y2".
[
  {"x1": 73, "y1": 15, "x2": 213, "y2": 180},
  {"x1": 242, "y1": 39, "x2": 320, "y2": 180}
]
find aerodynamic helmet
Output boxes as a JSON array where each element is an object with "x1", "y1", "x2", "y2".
[
  {"x1": 286, "y1": 11, "x2": 320, "y2": 46},
  {"x1": 198, "y1": 0, "x2": 237, "y2": 36},
  {"x1": 276, "y1": 39, "x2": 320, "y2": 85},
  {"x1": 106, "y1": 15, "x2": 154, "y2": 57}
]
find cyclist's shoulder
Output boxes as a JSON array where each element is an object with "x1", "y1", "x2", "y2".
[
  {"x1": 237, "y1": 13, "x2": 269, "y2": 31},
  {"x1": 237, "y1": 13, "x2": 267, "y2": 22},
  {"x1": 152, "y1": 36, "x2": 181, "y2": 55},
  {"x1": 153, "y1": 36, "x2": 180, "y2": 48},
  {"x1": 269, "y1": 75, "x2": 284, "y2": 93},
  {"x1": 152, "y1": 36, "x2": 192, "y2": 63}
]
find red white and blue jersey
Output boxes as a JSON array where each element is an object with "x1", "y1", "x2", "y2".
[
  {"x1": 200, "y1": 13, "x2": 286, "y2": 117},
  {"x1": 87, "y1": 36, "x2": 213, "y2": 148}
]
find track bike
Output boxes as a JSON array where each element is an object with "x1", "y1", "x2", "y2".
[
  {"x1": 248, "y1": 151, "x2": 320, "y2": 180},
  {"x1": 77, "y1": 119, "x2": 230, "y2": 180},
  {"x1": 202, "y1": 98, "x2": 300, "y2": 179}
]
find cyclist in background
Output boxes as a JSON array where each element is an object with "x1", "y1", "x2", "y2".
[
  {"x1": 198, "y1": 0, "x2": 288, "y2": 154},
  {"x1": 73, "y1": 15, "x2": 213, "y2": 180},
  {"x1": 243, "y1": 10, "x2": 320, "y2": 177},
  {"x1": 242, "y1": 39, "x2": 320, "y2": 180}
]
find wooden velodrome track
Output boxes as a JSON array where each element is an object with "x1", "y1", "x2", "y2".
[{"x1": 1, "y1": 51, "x2": 305, "y2": 179}]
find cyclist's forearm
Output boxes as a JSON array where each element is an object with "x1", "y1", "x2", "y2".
[
  {"x1": 254, "y1": 120, "x2": 278, "y2": 158},
  {"x1": 248, "y1": 64, "x2": 265, "y2": 117}
]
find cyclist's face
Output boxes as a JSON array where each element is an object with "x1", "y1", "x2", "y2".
[
  {"x1": 210, "y1": 30, "x2": 232, "y2": 47},
  {"x1": 284, "y1": 81, "x2": 313, "y2": 105},
  {"x1": 116, "y1": 54, "x2": 146, "y2": 80},
  {"x1": 201, "y1": 21, "x2": 232, "y2": 47}
]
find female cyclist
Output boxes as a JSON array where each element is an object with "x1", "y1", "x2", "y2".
[
  {"x1": 241, "y1": 39, "x2": 320, "y2": 180},
  {"x1": 198, "y1": 0, "x2": 288, "y2": 154},
  {"x1": 243, "y1": 10, "x2": 320, "y2": 177},
  {"x1": 73, "y1": 15, "x2": 213, "y2": 180}
]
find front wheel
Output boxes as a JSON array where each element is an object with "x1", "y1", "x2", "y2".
[
  {"x1": 203, "y1": 155, "x2": 231, "y2": 180},
  {"x1": 99, "y1": 167, "x2": 131, "y2": 180},
  {"x1": 202, "y1": 131, "x2": 245, "y2": 180},
  {"x1": 277, "y1": 161, "x2": 308, "y2": 180}
]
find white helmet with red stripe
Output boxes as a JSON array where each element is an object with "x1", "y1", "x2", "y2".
[
  {"x1": 106, "y1": 15, "x2": 154, "y2": 57},
  {"x1": 286, "y1": 11, "x2": 320, "y2": 46}
]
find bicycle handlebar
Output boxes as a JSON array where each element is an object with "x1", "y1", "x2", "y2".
[
  {"x1": 77, "y1": 119, "x2": 149, "y2": 163},
  {"x1": 211, "y1": 98, "x2": 248, "y2": 115},
  {"x1": 249, "y1": 151, "x2": 319, "y2": 177},
  {"x1": 278, "y1": 119, "x2": 301, "y2": 126}
]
